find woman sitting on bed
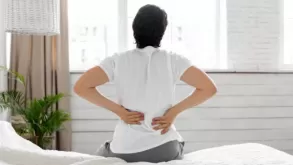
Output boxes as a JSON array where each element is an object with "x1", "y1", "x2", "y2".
[{"x1": 74, "y1": 4, "x2": 217, "y2": 163}]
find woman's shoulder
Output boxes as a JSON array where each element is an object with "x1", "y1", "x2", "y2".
[
  {"x1": 112, "y1": 49, "x2": 185, "y2": 59},
  {"x1": 105, "y1": 50, "x2": 134, "y2": 60},
  {"x1": 156, "y1": 49, "x2": 187, "y2": 60},
  {"x1": 114, "y1": 49, "x2": 137, "y2": 57}
]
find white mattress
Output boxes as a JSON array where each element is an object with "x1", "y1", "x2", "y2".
[{"x1": 1, "y1": 121, "x2": 293, "y2": 165}]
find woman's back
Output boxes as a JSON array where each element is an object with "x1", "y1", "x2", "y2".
[
  {"x1": 114, "y1": 47, "x2": 173, "y2": 115},
  {"x1": 99, "y1": 46, "x2": 191, "y2": 153}
]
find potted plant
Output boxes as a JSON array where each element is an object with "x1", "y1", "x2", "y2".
[{"x1": 0, "y1": 66, "x2": 70, "y2": 149}]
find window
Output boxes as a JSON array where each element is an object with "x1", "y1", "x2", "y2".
[
  {"x1": 283, "y1": 0, "x2": 293, "y2": 66},
  {"x1": 68, "y1": 0, "x2": 226, "y2": 71},
  {"x1": 68, "y1": 0, "x2": 118, "y2": 71}
]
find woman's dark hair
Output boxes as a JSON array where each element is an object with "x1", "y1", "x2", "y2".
[{"x1": 132, "y1": 4, "x2": 168, "y2": 49}]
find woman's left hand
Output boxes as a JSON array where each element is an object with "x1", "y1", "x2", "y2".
[{"x1": 152, "y1": 110, "x2": 178, "y2": 134}]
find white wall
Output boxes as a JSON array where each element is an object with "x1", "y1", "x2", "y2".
[
  {"x1": 227, "y1": 0, "x2": 281, "y2": 70},
  {"x1": 0, "y1": 0, "x2": 9, "y2": 120}
]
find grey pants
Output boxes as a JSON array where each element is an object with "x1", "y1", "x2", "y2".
[{"x1": 96, "y1": 140, "x2": 184, "y2": 163}]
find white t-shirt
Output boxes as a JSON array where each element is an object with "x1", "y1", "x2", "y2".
[{"x1": 99, "y1": 46, "x2": 192, "y2": 154}]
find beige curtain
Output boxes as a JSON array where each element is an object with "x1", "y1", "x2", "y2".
[{"x1": 8, "y1": 0, "x2": 71, "y2": 151}]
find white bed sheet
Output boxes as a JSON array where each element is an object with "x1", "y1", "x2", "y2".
[{"x1": 1, "y1": 121, "x2": 293, "y2": 165}]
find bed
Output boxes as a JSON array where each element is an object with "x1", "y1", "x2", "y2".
[{"x1": 1, "y1": 121, "x2": 293, "y2": 165}]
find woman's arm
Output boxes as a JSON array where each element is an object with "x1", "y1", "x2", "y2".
[
  {"x1": 153, "y1": 66, "x2": 217, "y2": 134},
  {"x1": 74, "y1": 66, "x2": 144, "y2": 124},
  {"x1": 168, "y1": 66, "x2": 217, "y2": 114}
]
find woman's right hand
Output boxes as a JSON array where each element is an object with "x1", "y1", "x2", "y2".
[{"x1": 116, "y1": 108, "x2": 144, "y2": 124}]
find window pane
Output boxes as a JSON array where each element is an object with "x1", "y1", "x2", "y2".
[
  {"x1": 68, "y1": 0, "x2": 118, "y2": 71},
  {"x1": 284, "y1": 0, "x2": 293, "y2": 64},
  {"x1": 127, "y1": 0, "x2": 218, "y2": 69}
]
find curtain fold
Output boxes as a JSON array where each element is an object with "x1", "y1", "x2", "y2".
[{"x1": 8, "y1": 0, "x2": 71, "y2": 151}]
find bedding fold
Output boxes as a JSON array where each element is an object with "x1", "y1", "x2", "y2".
[{"x1": 1, "y1": 121, "x2": 293, "y2": 165}]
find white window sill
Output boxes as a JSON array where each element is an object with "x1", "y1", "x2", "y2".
[{"x1": 70, "y1": 69, "x2": 293, "y2": 74}]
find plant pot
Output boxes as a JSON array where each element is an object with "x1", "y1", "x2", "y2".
[
  {"x1": 25, "y1": 135, "x2": 54, "y2": 149},
  {"x1": 0, "y1": 109, "x2": 11, "y2": 121}
]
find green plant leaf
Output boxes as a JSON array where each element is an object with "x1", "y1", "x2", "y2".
[
  {"x1": 0, "y1": 91, "x2": 25, "y2": 112},
  {"x1": 42, "y1": 93, "x2": 65, "y2": 113},
  {"x1": 0, "y1": 66, "x2": 26, "y2": 86},
  {"x1": 21, "y1": 93, "x2": 70, "y2": 140},
  {"x1": 43, "y1": 110, "x2": 70, "y2": 135}
]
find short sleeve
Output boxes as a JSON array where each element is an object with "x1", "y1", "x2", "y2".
[
  {"x1": 170, "y1": 53, "x2": 192, "y2": 81},
  {"x1": 99, "y1": 54, "x2": 118, "y2": 82}
]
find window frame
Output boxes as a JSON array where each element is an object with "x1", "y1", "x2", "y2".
[
  {"x1": 280, "y1": 0, "x2": 293, "y2": 70},
  {"x1": 118, "y1": 0, "x2": 128, "y2": 52}
]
